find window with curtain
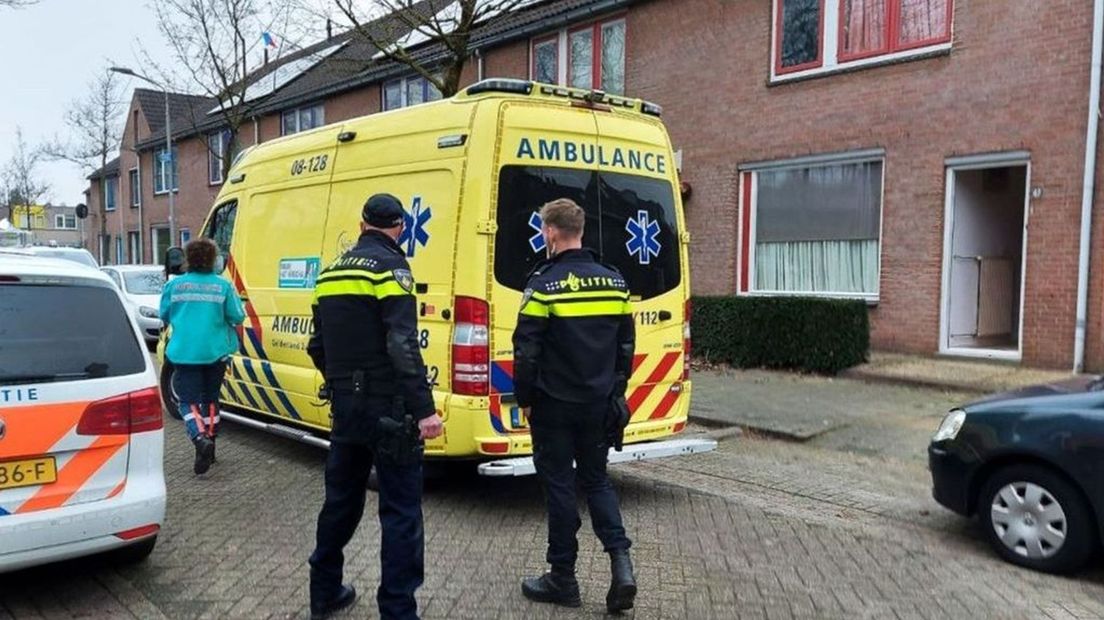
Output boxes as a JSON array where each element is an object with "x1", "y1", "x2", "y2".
[
  {"x1": 281, "y1": 104, "x2": 325, "y2": 135},
  {"x1": 208, "y1": 129, "x2": 232, "y2": 184},
  {"x1": 535, "y1": 17, "x2": 626, "y2": 95},
  {"x1": 153, "y1": 147, "x2": 178, "y2": 194},
  {"x1": 775, "y1": 0, "x2": 952, "y2": 79},
  {"x1": 382, "y1": 76, "x2": 442, "y2": 111},
  {"x1": 752, "y1": 159, "x2": 883, "y2": 296}
]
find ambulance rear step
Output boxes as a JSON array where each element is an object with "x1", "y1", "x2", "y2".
[{"x1": 477, "y1": 437, "x2": 718, "y2": 477}]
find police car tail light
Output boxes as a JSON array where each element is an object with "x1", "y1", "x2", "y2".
[
  {"x1": 78, "y1": 388, "x2": 164, "y2": 436},
  {"x1": 683, "y1": 300, "x2": 692, "y2": 381},
  {"x1": 452, "y1": 296, "x2": 490, "y2": 396}
]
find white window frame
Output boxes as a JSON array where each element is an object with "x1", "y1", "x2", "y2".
[
  {"x1": 180, "y1": 228, "x2": 192, "y2": 245},
  {"x1": 129, "y1": 167, "x2": 140, "y2": 207},
  {"x1": 739, "y1": 149, "x2": 886, "y2": 302},
  {"x1": 208, "y1": 130, "x2": 231, "y2": 185},
  {"x1": 528, "y1": 15, "x2": 627, "y2": 94},
  {"x1": 770, "y1": 0, "x2": 954, "y2": 84},
  {"x1": 381, "y1": 76, "x2": 443, "y2": 111},
  {"x1": 55, "y1": 214, "x2": 77, "y2": 230},
  {"x1": 104, "y1": 176, "x2": 118, "y2": 211},
  {"x1": 281, "y1": 104, "x2": 325, "y2": 136},
  {"x1": 153, "y1": 147, "x2": 179, "y2": 195}
]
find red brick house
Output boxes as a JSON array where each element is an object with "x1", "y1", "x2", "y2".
[{"x1": 85, "y1": 0, "x2": 1104, "y2": 369}]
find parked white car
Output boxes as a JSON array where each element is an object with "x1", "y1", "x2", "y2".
[
  {"x1": 101, "y1": 265, "x2": 166, "y2": 346},
  {"x1": 0, "y1": 253, "x2": 166, "y2": 572},
  {"x1": 25, "y1": 246, "x2": 98, "y2": 269}
]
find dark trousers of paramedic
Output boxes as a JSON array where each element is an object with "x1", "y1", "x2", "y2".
[
  {"x1": 172, "y1": 361, "x2": 227, "y2": 441},
  {"x1": 309, "y1": 391, "x2": 424, "y2": 620},
  {"x1": 530, "y1": 394, "x2": 631, "y2": 571}
]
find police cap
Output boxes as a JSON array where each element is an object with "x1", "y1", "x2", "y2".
[{"x1": 362, "y1": 193, "x2": 406, "y2": 228}]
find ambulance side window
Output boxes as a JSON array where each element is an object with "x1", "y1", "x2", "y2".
[{"x1": 203, "y1": 200, "x2": 237, "y2": 274}]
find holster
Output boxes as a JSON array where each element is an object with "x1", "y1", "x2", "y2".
[
  {"x1": 606, "y1": 394, "x2": 631, "y2": 452},
  {"x1": 376, "y1": 412, "x2": 424, "y2": 466}
]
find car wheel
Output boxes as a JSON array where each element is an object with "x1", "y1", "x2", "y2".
[
  {"x1": 111, "y1": 536, "x2": 157, "y2": 565},
  {"x1": 979, "y1": 464, "x2": 1096, "y2": 573},
  {"x1": 160, "y1": 362, "x2": 183, "y2": 420}
]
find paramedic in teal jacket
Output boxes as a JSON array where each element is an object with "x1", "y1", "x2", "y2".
[{"x1": 160, "y1": 238, "x2": 246, "y2": 475}]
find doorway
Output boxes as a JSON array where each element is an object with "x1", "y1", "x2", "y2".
[
  {"x1": 940, "y1": 159, "x2": 1029, "y2": 360},
  {"x1": 151, "y1": 227, "x2": 170, "y2": 266}
]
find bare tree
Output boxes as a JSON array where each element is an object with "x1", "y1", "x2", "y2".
[
  {"x1": 43, "y1": 68, "x2": 126, "y2": 245},
  {"x1": 332, "y1": 0, "x2": 532, "y2": 97},
  {"x1": 2, "y1": 127, "x2": 50, "y2": 227},
  {"x1": 143, "y1": 0, "x2": 313, "y2": 180},
  {"x1": 0, "y1": 1, "x2": 39, "y2": 8}
]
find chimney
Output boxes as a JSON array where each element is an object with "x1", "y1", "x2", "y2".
[{"x1": 327, "y1": 19, "x2": 333, "y2": 40}]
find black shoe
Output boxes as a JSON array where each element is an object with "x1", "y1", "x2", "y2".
[
  {"x1": 607, "y1": 550, "x2": 637, "y2": 614},
  {"x1": 521, "y1": 572, "x2": 581, "y2": 608},
  {"x1": 209, "y1": 435, "x2": 217, "y2": 463},
  {"x1": 310, "y1": 584, "x2": 356, "y2": 619},
  {"x1": 193, "y1": 436, "x2": 214, "y2": 475}
]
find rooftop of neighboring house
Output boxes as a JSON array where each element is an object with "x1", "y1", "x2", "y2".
[
  {"x1": 126, "y1": 0, "x2": 629, "y2": 150},
  {"x1": 86, "y1": 156, "x2": 120, "y2": 181}
]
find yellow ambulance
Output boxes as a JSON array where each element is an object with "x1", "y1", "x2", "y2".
[{"x1": 160, "y1": 79, "x2": 714, "y2": 472}]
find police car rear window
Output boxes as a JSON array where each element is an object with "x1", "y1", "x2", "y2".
[
  {"x1": 0, "y1": 283, "x2": 145, "y2": 385},
  {"x1": 494, "y1": 166, "x2": 680, "y2": 300}
]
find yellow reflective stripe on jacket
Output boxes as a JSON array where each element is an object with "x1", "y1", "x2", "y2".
[
  {"x1": 521, "y1": 291, "x2": 631, "y2": 318},
  {"x1": 314, "y1": 271, "x2": 410, "y2": 300},
  {"x1": 548, "y1": 299, "x2": 631, "y2": 317}
]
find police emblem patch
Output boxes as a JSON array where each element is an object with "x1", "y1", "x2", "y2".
[
  {"x1": 394, "y1": 268, "x2": 414, "y2": 292},
  {"x1": 520, "y1": 287, "x2": 535, "y2": 307}
]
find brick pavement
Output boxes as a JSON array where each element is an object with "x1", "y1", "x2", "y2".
[{"x1": 2, "y1": 416, "x2": 1104, "y2": 619}]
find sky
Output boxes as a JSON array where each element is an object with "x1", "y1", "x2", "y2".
[
  {"x1": 0, "y1": 0, "x2": 178, "y2": 207},
  {"x1": 0, "y1": 0, "x2": 339, "y2": 208}
]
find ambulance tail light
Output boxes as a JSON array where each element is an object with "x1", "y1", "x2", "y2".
[
  {"x1": 452, "y1": 296, "x2": 490, "y2": 396},
  {"x1": 683, "y1": 300, "x2": 692, "y2": 381},
  {"x1": 77, "y1": 388, "x2": 164, "y2": 436}
]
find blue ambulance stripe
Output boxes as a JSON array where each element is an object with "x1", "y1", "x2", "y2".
[
  {"x1": 0, "y1": 507, "x2": 9, "y2": 517},
  {"x1": 246, "y1": 328, "x2": 267, "y2": 359},
  {"x1": 260, "y1": 361, "x2": 301, "y2": 420},
  {"x1": 241, "y1": 358, "x2": 283, "y2": 417},
  {"x1": 489, "y1": 412, "x2": 508, "y2": 434},
  {"x1": 491, "y1": 363, "x2": 514, "y2": 394},
  {"x1": 222, "y1": 380, "x2": 242, "y2": 405},
  {"x1": 233, "y1": 379, "x2": 262, "y2": 411}
]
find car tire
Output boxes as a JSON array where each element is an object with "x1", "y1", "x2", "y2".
[
  {"x1": 160, "y1": 362, "x2": 183, "y2": 420},
  {"x1": 979, "y1": 464, "x2": 1097, "y2": 574},
  {"x1": 111, "y1": 536, "x2": 157, "y2": 565}
]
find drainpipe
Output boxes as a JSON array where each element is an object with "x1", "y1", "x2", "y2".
[
  {"x1": 253, "y1": 116, "x2": 260, "y2": 145},
  {"x1": 476, "y1": 48, "x2": 484, "y2": 82},
  {"x1": 1073, "y1": 0, "x2": 1103, "y2": 372}
]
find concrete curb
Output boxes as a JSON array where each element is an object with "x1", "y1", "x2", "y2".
[{"x1": 839, "y1": 368, "x2": 989, "y2": 395}]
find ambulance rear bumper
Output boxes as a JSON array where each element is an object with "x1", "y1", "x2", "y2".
[{"x1": 476, "y1": 436, "x2": 718, "y2": 477}]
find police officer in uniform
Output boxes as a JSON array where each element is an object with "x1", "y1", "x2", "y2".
[
  {"x1": 513, "y1": 198, "x2": 638, "y2": 614},
  {"x1": 307, "y1": 194, "x2": 443, "y2": 620}
]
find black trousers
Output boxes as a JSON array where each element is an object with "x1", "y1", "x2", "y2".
[
  {"x1": 530, "y1": 394, "x2": 631, "y2": 571},
  {"x1": 309, "y1": 392, "x2": 425, "y2": 620}
]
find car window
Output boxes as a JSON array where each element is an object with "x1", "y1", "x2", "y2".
[
  {"x1": 203, "y1": 200, "x2": 237, "y2": 273},
  {"x1": 0, "y1": 281, "x2": 146, "y2": 385},
  {"x1": 123, "y1": 271, "x2": 165, "y2": 295},
  {"x1": 494, "y1": 166, "x2": 681, "y2": 299}
]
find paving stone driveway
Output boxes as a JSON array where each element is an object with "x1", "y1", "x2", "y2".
[{"x1": 3, "y1": 415, "x2": 1104, "y2": 619}]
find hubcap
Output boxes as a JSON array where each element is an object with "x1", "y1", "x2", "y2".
[{"x1": 991, "y1": 481, "x2": 1067, "y2": 560}]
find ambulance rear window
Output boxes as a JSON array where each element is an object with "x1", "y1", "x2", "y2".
[
  {"x1": 0, "y1": 283, "x2": 145, "y2": 385},
  {"x1": 494, "y1": 166, "x2": 681, "y2": 300}
]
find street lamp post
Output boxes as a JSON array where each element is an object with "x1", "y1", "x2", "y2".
[{"x1": 110, "y1": 66, "x2": 175, "y2": 263}]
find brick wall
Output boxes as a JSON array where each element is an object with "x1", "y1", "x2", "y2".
[{"x1": 626, "y1": 0, "x2": 1096, "y2": 368}]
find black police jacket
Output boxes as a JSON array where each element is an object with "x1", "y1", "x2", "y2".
[
  {"x1": 307, "y1": 231, "x2": 435, "y2": 433},
  {"x1": 512, "y1": 248, "x2": 636, "y2": 408}
]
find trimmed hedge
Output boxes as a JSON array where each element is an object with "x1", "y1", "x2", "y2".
[{"x1": 691, "y1": 296, "x2": 869, "y2": 374}]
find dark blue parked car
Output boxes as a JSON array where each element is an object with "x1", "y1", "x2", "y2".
[{"x1": 930, "y1": 376, "x2": 1104, "y2": 573}]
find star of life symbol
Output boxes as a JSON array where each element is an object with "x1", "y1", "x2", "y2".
[
  {"x1": 625, "y1": 210, "x2": 661, "y2": 265},
  {"x1": 527, "y1": 212, "x2": 545, "y2": 254},
  {"x1": 398, "y1": 196, "x2": 431, "y2": 258}
]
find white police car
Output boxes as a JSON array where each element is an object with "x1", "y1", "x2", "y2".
[{"x1": 0, "y1": 251, "x2": 166, "y2": 571}]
